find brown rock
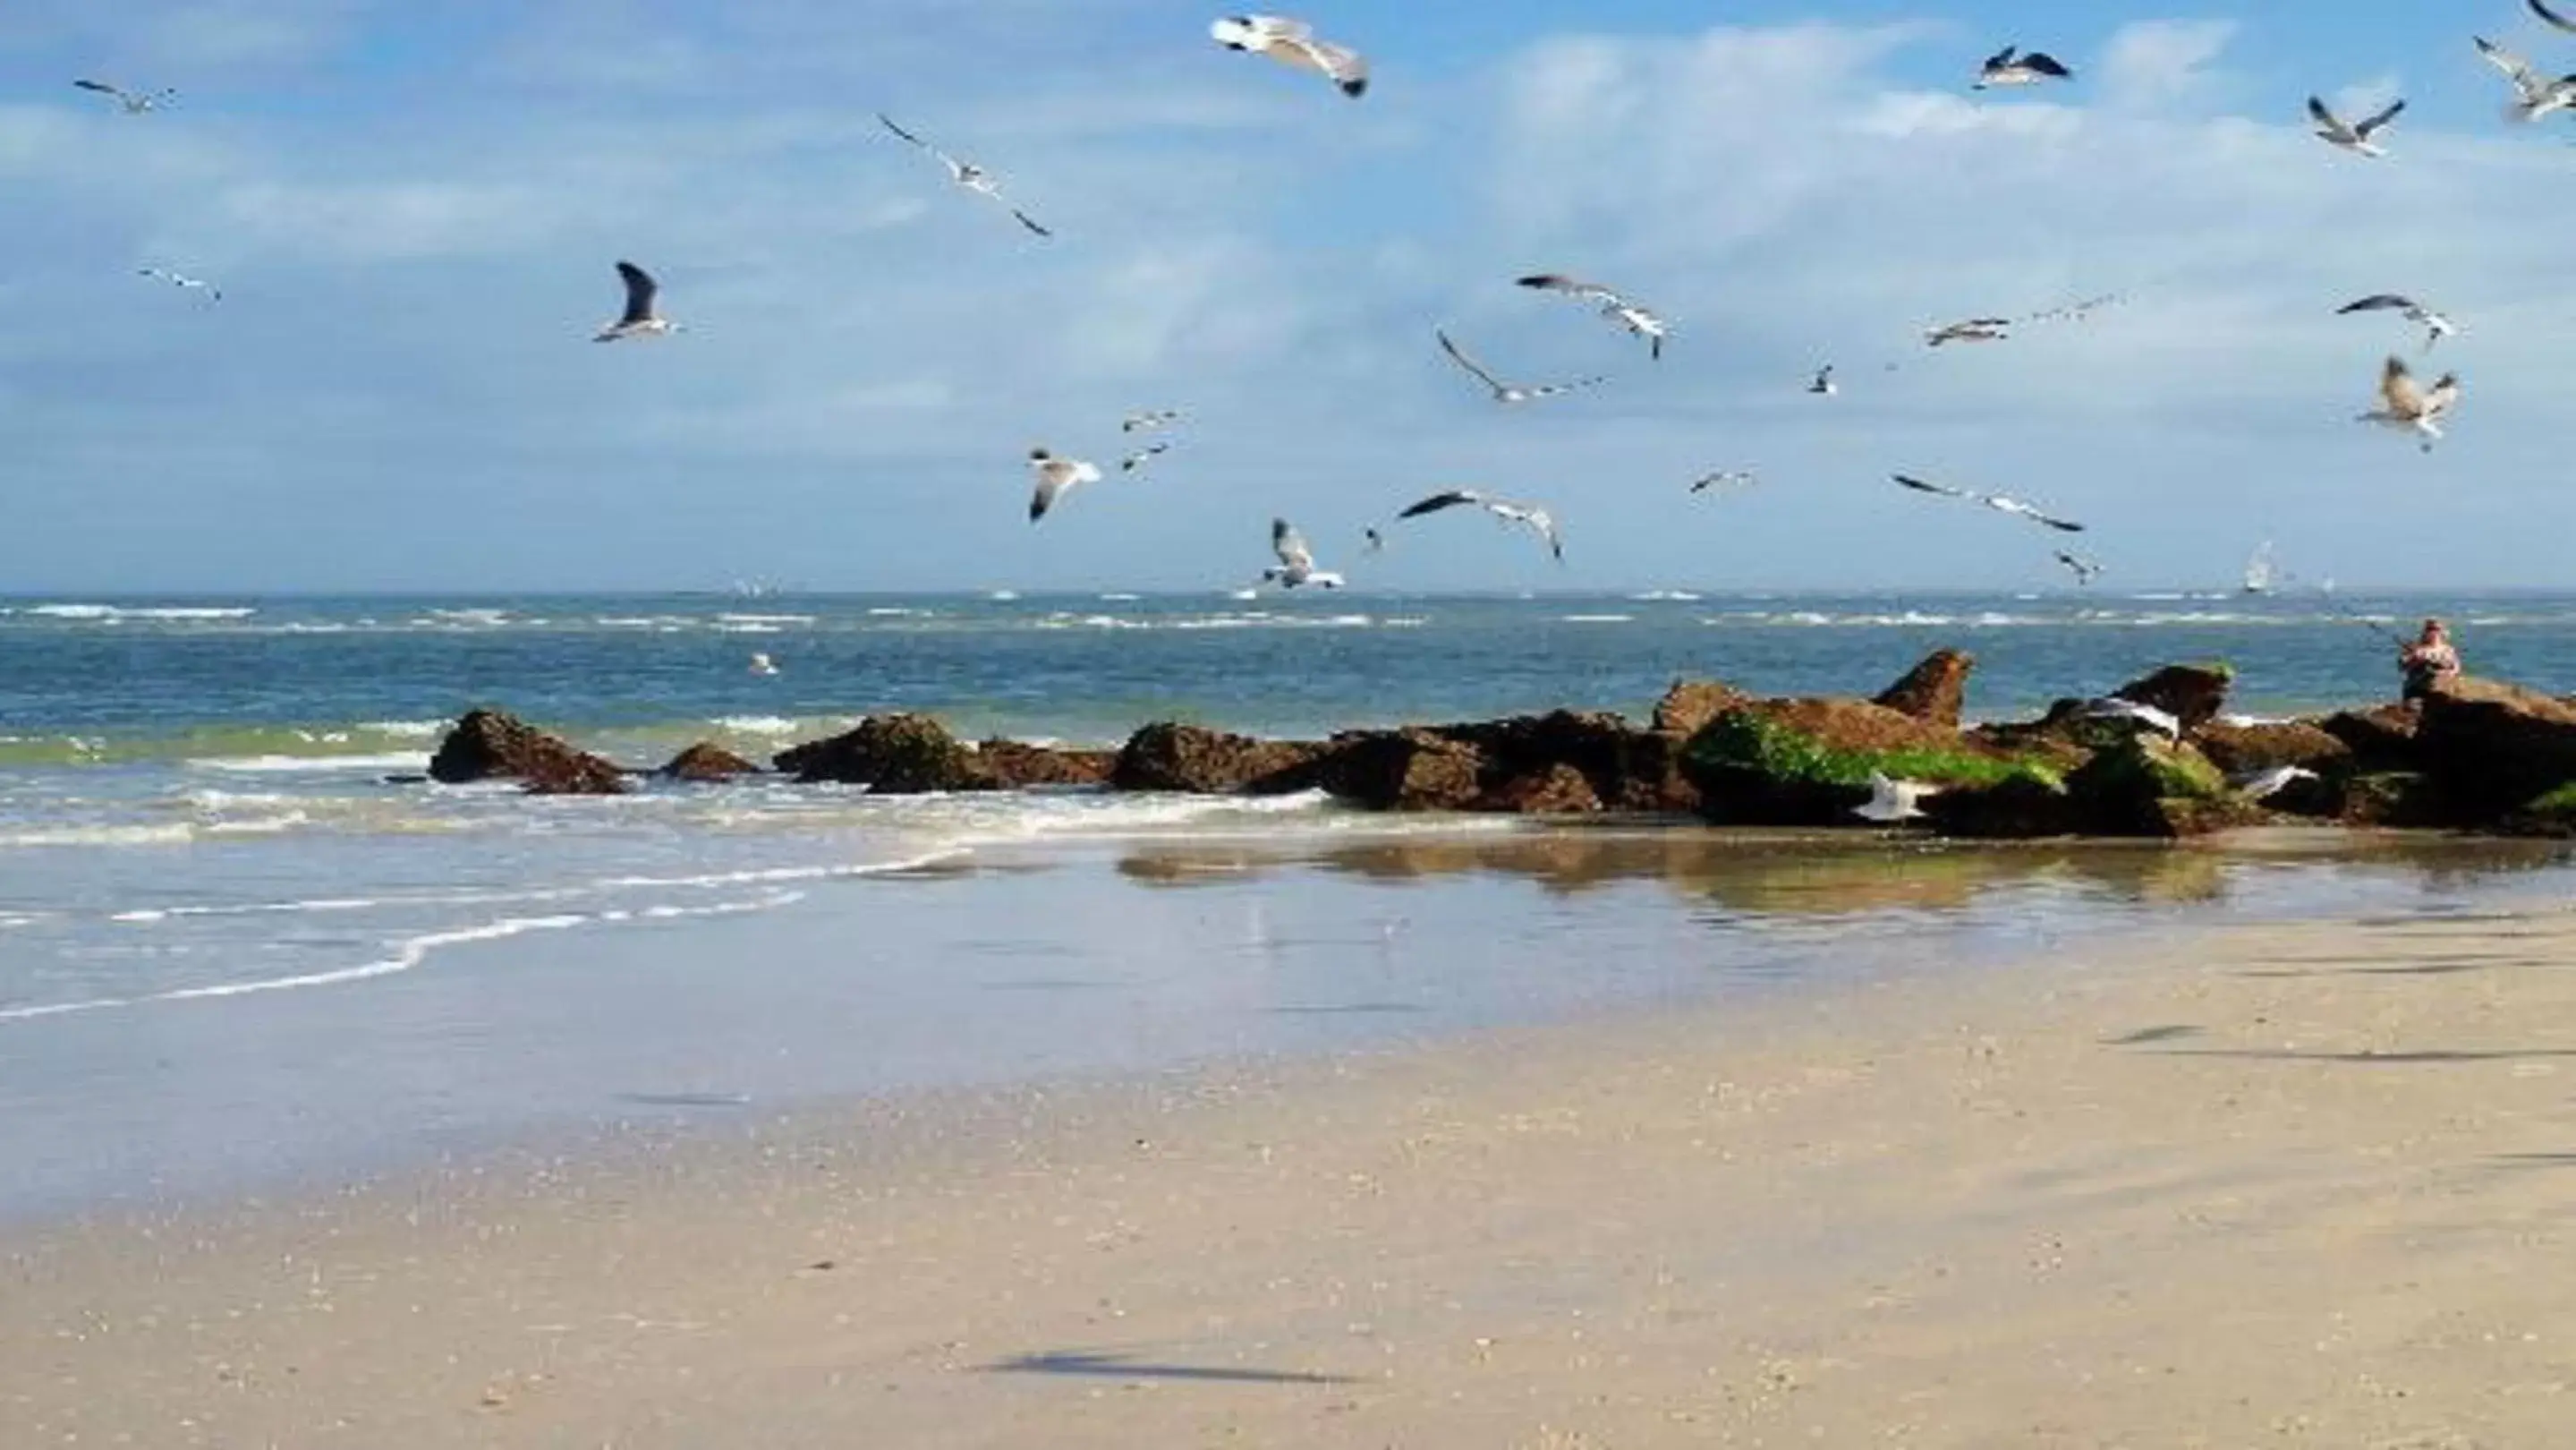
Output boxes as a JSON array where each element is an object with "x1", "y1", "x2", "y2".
[
  {"x1": 2112, "y1": 663, "x2": 2234, "y2": 734},
  {"x1": 659, "y1": 742, "x2": 761, "y2": 781},
  {"x1": 2337, "y1": 772, "x2": 2454, "y2": 828},
  {"x1": 428, "y1": 709, "x2": 628, "y2": 796},
  {"x1": 1480, "y1": 763, "x2": 1603, "y2": 815},
  {"x1": 1873, "y1": 649, "x2": 1975, "y2": 729},
  {"x1": 1109, "y1": 723, "x2": 1323, "y2": 795},
  {"x1": 974, "y1": 739, "x2": 1117, "y2": 788},
  {"x1": 1650, "y1": 679, "x2": 1751, "y2": 738},
  {"x1": 777, "y1": 714, "x2": 995, "y2": 793},
  {"x1": 1315, "y1": 729, "x2": 1485, "y2": 811},
  {"x1": 2194, "y1": 720, "x2": 2351, "y2": 778},
  {"x1": 2317, "y1": 702, "x2": 2421, "y2": 771},
  {"x1": 2413, "y1": 676, "x2": 2576, "y2": 815},
  {"x1": 1921, "y1": 775, "x2": 2079, "y2": 840},
  {"x1": 1433, "y1": 710, "x2": 1689, "y2": 811}
]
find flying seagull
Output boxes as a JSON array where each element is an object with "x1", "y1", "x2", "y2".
[
  {"x1": 1807, "y1": 364, "x2": 1837, "y2": 396},
  {"x1": 1516, "y1": 274, "x2": 1669, "y2": 359},
  {"x1": 1210, "y1": 15, "x2": 1368, "y2": 97},
  {"x1": 2080, "y1": 697, "x2": 2182, "y2": 740},
  {"x1": 2356, "y1": 354, "x2": 2458, "y2": 452},
  {"x1": 2308, "y1": 95, "x2": 2405, "y2": 157},
  {"x1": 1026, "y1": 448, "x2": 1103, "y2": 522},
  {"x1": 1363, "y1": 526, "x2": 1385, "y2": 554},
  {"x1": 2233, "y1": 764, "x2": 2320, "y2": 802},
  {"x1": 1854, "y1": 772, "x2": 1940, "y2": 823},
  {"x1": 1263, "y1": 518, "x2": 1346, "y2": 588},
  {"x1": 136, "y1": 268, "x2": 220, "y2": 302},
  {"x1": 1689, "y1": 469, "x2": 1758, "y2": 495},
  {"x1": 2023, "y1": 293, "x2": 2126, "y2": 326},
  {"x1": 1395, "y1": 489, "x2": 1563, "y2": 561},
  {"x1": 1434, "y1": 328, "x2": 1604, "y2": 405},
  {"x1": 594, "y1": 261, "x2": 680, "y2": 342},
  {"x1": 2337, "y1": 294, "x2": 2457, "y2": 352},
  {"x1": 877, "y1": 114, "x2": 1050, "y2": 237},
  {"x1": 2055, "y1": 550, "x2": 2104, "y2": 586},
  {"x1": 1121, "y1": 409, "x2": 1181, "y2": 433},
  {"x1": 72, "y1": 79, "x2": 174, "y2": 114},
  {"x1": 1974, "y1": 46, "x2": 2074, "y2": 90},
  {"x1": 1119, "y1": 442, "x2": 1171, "y2": 473},
  {"x1": 1925, "y1": 317, "x2": 2014, "y2": 346},
  {"x1": 1892, "y1": 474, "x2": 2085, "y2": 533},
  {"x1": 2535, "y1": 0, "x2": 2576, "y2": 33},
  {"x1": 2473, "y1": 37, "x2": 2576, "y2": 122}
]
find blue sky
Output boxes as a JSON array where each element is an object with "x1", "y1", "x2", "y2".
[{"x1": 1, "y1": 1, "x2": 2571, "y2": 593}]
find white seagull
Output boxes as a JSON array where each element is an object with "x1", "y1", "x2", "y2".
[
  {"x1": 1210, "y1": 15, "x2": 1368, "y2": 97},
  {"x1": 1925, "y1": 316, "x2": 2014, "y2": 346},
  {"x1": 2337, "y1": 294, "x2": 2457, "y2": 352},
  {"x1": 2233, "y1": 764, "x2": 2320, "y2": 802},
  {"x1": 1892, "y1": 474, "x2": 2086, "y2": 533},
  {"x1": 1262, "y1": 518, "x2": 1346, "y2": 588},
  {"x1": 1974, "y1": 46, "x2": 2074, "y2": 90},
  {"x1": 1807, "y1": 364, "x2": 1837, "y2": 396},
  {"x1": 878, "y1": 114, "x2": 1050, "y2": 237},
  {"x1": 2055, "y1": 550, "x2": 2104, "y2": 586},
  {"x1": 748, "y1": 652, "x2": 780, "y2": 677},
  {"x1": 1119, "y1": 442, "x2": 1172, "y2": 473},
  {"x1": 72, "y1": 79, "x2": 174, "y2": 114},
  {"x1": 1121, "y1": 408, "x2": 1182, "y2": 433},
  {"x1": 594, "y1": 261, "x2": 680, "y2": 342},
  {"x1": 1855, "y1": 772, "x2": 1941, "y2": 823},
  {"x1": 1026, "y1": 448, "x2": 1103, "y2": 522},
  {"x1": 1516, "y1": 274, "x2": 1670, "y2": 359},
  {"x1": 1395, "y1": 490, "x2": 1563, "y2": 561},
  {"x1": 1689, "y1": 469, "x2": 1758, "y2": 495},
  {"x1": 136, "y1": 268, "x2": 221, "y2": 302},
  {"x1": 2356, "y1": 354, "x2": 2459, "y2": 452},
  {"x1": 2308, "y1": 95, "x2": 2406, "y2": 157},
  {"x1": 2079, "y1": 697, "x2": 2182, "y2": 740},
  {"x1": 2535, "y1": 0, "x2": 2576, "y2": 32},
  {"x1": 2474, "y1": 37, "x2": 2576, "y2": 122},
  {"x1": 1434, "y1": 328, "x2": 1604, "y2": 405}
]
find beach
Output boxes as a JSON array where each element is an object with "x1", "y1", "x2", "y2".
[{"x1": 7, "y1": 836, "x2": 2574, "y2": 1447}]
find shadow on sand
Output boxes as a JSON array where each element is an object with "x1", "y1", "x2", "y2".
[{"x1": 982, "y1": 1351, "x2": 1354, "y2": 1386}]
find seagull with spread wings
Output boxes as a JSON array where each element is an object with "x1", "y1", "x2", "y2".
[
  {"x1": 593, "y1": 261, "x2": 680, "y2": 341},
  {"x1": 2356, "y1": 355, "x2": 2459, "y2": 452},
  {"x1": 1516, "y1": 274, "x2": 1669, "y2": 359},
  {"x1": 2308, "y1": 95, "x2": 2406, "y2": 157},
  {"x1": 1892, "y1": 474, "x2": 2086, "y2": 533},
  {"x1": 1025, "y1": 449, "x2": 1104, "y2": 522},
  {"x1": 73, "y1": 79, "x2": 174, "y2": 114},
  {"x1": 1925, "y1": 317, "x2": 2014, "y2": 346},
  {"x1": 1689, "y1": 470, "x2": 1758, "y2": 496},
  {"x1": 1395, "y1": 490, "x2": 1563, "y2": 561},
  {"x1": 1434, "y1": 329, "x2": 1604, "y2": 405},
  {"x1": 137, "y1": 268, "x2": 221, "y2": 302},
  {"x1": 2054, "y1": 551, "x2": 2105, "y2": 586},
  {"x1": 1262, "y1": 518, "x2": 1346, "y2": 588},
  {"x1": 1119, "y1": 442, "x2": 1171, "y2": 473},
  {"x1": 1210, "y1": 15, "x2": 1368, "y2": 97},
  {"x1": 2474, "y1": 36, "x2": 2576, "y2": 122},
  {"x1": 1121, "y1": 409, "x2": 1181, "y2": 433},
  {"x1": 878, "y1": 114, "x2": 1050, "y2": 237},
  {"x1": 1974, "y1": 46, "x2": 2074, "y2": 90},
  {"x1": 2338, "y1": 294, "x2": 2457, "y2": 352}
]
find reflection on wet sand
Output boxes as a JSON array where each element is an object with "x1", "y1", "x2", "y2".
[{"x1": 1107, "y1": 827, "x2": 2572, "y2": 919}]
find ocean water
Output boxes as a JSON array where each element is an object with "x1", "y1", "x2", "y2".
[{"x1": 3, "y1": 591, "x2": 2572, "y2": 1217}]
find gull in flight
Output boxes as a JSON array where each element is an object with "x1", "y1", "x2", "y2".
[
  {"x1": 2233, "y1": 764, "x2": 2320, "y2": 803},
  {"x1": 137, "y1": 268, "x2": 221, "y2": 302},
  {"x1": 1973, "y1": 46, "x2": 2074, "y2": 90},
  {"x1": 1119, "y1": 442, "x2": 1171, "y2": 473},
  {"x1": 1689, "y1": 470, "x2": 1758, "y2": 495},
  {"x1": 1925, "y1": 316, "x2": 2014, "y2": 346},
  {"x1": 1434, "y1": 329, "x2": 1604, "y2": 405},
  {"x1": 2055, "y1": 550, "x2": 2104, "y2": 586},
  {"x1": 1211, "y1": 15, "x2": 1368, "y2": 97},
  {"x1": 2080, "y1": 697, "x2": 2182, "y2": 740},
  {"x1": 1262, "y1": 518, "x2": 1346, "y2": 588},
  {"x1": 594, "y1": 261, "x2": 680, "y2": 342},
  {"x1": 2337, "y1": 294, "x2": 2457, "y2": 352},
  {"x1": 1807, "y1": 364, "x2": 1837, "y2": 396},
  {"x1": 878, "y1": 114, "x2": 1050, "y2": 237},
  {"x1": 1396, "y1": 490, "x2": 1563, "y2": 561},
  {"x1": 72, "y1": 79, "x2": 175, "y2": 114},
  {"x1": 2475, "y1": 37, "x2": 2576, "y2": 122},
  {"x1": 1516, "y1": 274, "x2": 1669, "y2": 359},
  {"x1": 2356, "y1": 354, "x2": 2459, "y2": 453},
  {"x1": 1026, "y1": 448, "x2": 1103, "y2": 522},
  {"x1": 1855, "y1": 772, "x2": 1940, "y2": 824},
  {"x1": 1363, "y1": 526, "x2": 1385, "y2": 554},
  {"x1": 1121, "y1": 409, "x2": 1181, "y2": 433},
  {"x1": 1892, "y1": 474, "x2": 2086, "y2": 533},
  {"x1": 2024, "y1": 293, "x2": 2126, "y2": 326},
  {"x1": 2308, "y1": 95, "x2": 2405, "y2": 157},
  {"x1": 2535, "y1": 0, "x2": 2576, "y2": 32}
]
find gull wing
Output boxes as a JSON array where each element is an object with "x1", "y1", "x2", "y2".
[
  {"x1": 1007, "y1": 207, "x2": 1051, "y2": 237},
  {"x1": 1294, "y1": 37, "x2": 1368, "y2": 97},
  {"x1": 1518, "y1": 374, "x2": 1607, "y2": 401},
  {"x1": 1690, "y1": 471, "x2": 1755, "y2": 494},
  {"x1": 1892, "y1": 473, "x2": 1970, "y2": 500},
  {"x1": 614, "y1": 260, "x2": 659, "y2": 325},
  {"x1": 2421, "y1": 372, "x2": 2461, "y2": 422},
  {"x1": 1982, "y1": 44, "x2": 2019, "y2": 70},
  {"x1": 1398, "y1": 490, "x2": 1484, "y2": 519},
  {"x1": 1985, "y1": 495, "x2": 2085, "y2": 532},
  {"x1": 1513, "y1": 506, "x2": 1564, "y2": 561},
  {"x1": 1518, "y1": 273, "x2": 1620, "y2": 306},
  {"x1": 1245, "y1": 14, "x2": 1315, "y2": 45},
  {"x1": 878, "y1": 112, "x2": 973, "y2": 176},
  {"x1": 2477, "y1": 37, "x2": 2541, "y2": 95},
  {"x1": 2356, "y1": 98, "x2": 2406, "y2": 137},
  {"x1": 2338, "y1": 294, "x2": 2415, "y2": 315},
  {"x1": 2020, "y1": 52, "x2": 2073, "y2": 79},
  {"x1": 2379, "y1": 354, "x2": 2425, "y2": 415},
  {"x1": 1434, "y1": 329, "x2": 1509, "y2": 393},
  {"x1": 73, "y1": 79, "x2": 125, "y2": 99},
  {"x1": 1272, "y1": 517, "x2": 1316, "y2": 571},
  {"x1": 2306, "y1": 95, "x2": 2343, "y2": 132},
  {"x1": 2533, "y1": 0, "x2": 2576, "y2": 33}
]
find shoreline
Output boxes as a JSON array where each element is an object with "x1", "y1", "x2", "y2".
[{"x1": 9, "y1": 891, "x2": 2576, "y2": 1444}]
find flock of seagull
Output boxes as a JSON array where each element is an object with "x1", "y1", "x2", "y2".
[{"x1": 70, "y1": 4, "x2": 2569, "y2": 594}]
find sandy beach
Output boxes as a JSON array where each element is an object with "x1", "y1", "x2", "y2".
[{"x1": 7, "y1": 884, "x2": 2574, "y2": 1446}]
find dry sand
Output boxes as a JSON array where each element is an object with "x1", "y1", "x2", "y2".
[{"x1": 6, "y1": 906, "x2": 2575, "y2": 1447}]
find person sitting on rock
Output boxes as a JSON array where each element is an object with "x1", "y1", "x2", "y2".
[{"x1": 2399, "y1": 618, "x2": 2461, "y2": 701}]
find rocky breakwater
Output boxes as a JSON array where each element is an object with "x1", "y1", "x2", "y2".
[{"x1": 427, "y1": 708, "x2": 629, "y2": 796}]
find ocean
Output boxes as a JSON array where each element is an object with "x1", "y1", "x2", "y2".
[{"x1": 4, "y1": 590, "x2": 2572, "y2": 1220}]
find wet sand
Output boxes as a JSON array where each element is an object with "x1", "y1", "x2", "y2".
[{"x1": 7, "y1": 891, "x2": 2575, "y2": 1446}]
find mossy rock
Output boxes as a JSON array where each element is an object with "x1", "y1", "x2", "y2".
[
  {"x1": 2504, "y1": 780, "x2": 2576, "y2": 838},
  {"x1": 2063, "y1": 735, "x2": 2228, "y2": 834},
  {"x1": 1684, "y1": 705, "x2": 2057, "y2": 825},
  {"x1": 1921, "y1": 773, "x2": 2080, "y2": 839},
  {"x1": 2336, "y1": 771, "x2": 2453, "y2": 829}
]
